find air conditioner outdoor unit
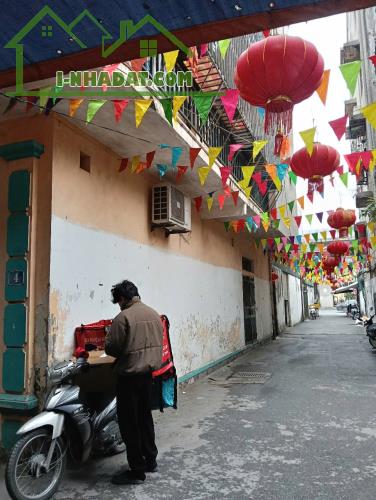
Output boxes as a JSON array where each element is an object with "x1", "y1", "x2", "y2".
[{"x1": 152, "y1": 183, "x2": 191, "y2": 233}]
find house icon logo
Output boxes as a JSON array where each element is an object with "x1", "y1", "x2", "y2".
[{"x1": 5, "y1": 5, "x2": 192, "y2": 98}]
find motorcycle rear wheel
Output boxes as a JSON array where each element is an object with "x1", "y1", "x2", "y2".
[
  {"x1": 5, "y1": 428, "x2": 66, "y2": 500},
  {"x1": 369, "y1": 337, "x2": 376, "y2": 349}
]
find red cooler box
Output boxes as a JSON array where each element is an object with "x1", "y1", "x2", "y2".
[{"x1": 74, "y1": 320, "x2": 112, "y2": 351}]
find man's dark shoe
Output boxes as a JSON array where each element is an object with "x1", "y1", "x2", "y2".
[
  {"x1": 111, "y1": 470, "x2": 146, "y2": 485},
  {"x1": 146, "y1": 462, "x2": 158, "y2": 473}
]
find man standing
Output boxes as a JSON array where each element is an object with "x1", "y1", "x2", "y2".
[{"x1": 105, "y1": 280, "x2": 163, "y2": 485}]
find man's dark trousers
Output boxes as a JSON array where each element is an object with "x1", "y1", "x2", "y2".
[{"x1": 116, "y1": 372, "x2": 158, "y2": 473}]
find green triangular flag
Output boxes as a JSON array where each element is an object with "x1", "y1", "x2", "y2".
[
  {"x1": 255, "y1": 239, "x2": 260, "y2": 248},
  {"x1": 86, "y1": 100, "x2": 106, "y2": 123},
  {"x1": 339, "y1": 60, "x2": 362, "y2": 96},
  {"x1": 288, "y1": 171, "x2": 297, "y2": 185},
  {"x1": 224, "y1": 221, "x2": 230, "y2": 232},
  {"x1": 310, "y1": 243, "x2": 316, "y2": 252},
  {"x1": 273, "y1": 219, "x2": 280, "y2": 229},
  {"x1": 339, "y1": 172, "x2": 348, "y2": 187},
  {"x1": 52, "y1": 86, "x2": 64, "y2": 105},
  {"x1": 288, "y1": 200, "x2": 295, "y2": 213},
  {"x1": 39, "y1": 87, "x2": 52, "y2": 109},
  {"x1": 192, "y1": 95, "x2": 214, "y2": 124},
  {"x1": 285, "y1": 243, "x2": 292, "y2": 252},
  {"x1": 312, "y1": 233, "x2": 318, "y2": 242},
  {"x1": 306, "y1": 214, "x2": 313, "y2": 225},
  {"x1": 349, "y1": 226, "x2": 353, "y2": 237},
  {"x1": 160, "y1": 98, "x2": 173, "y2": 125},
  {"x1": 275, "y1": 237, "x2": 281, "y2": 245},
  {"x1": 261, "y1": 212, "x2": 269, "y2": 222},
  {"x1": 218, "y1": 39, "x2": 231, "y2": 58}
]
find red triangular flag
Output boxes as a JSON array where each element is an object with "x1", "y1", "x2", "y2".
[
  {"x1": 263, "y1": 30, "x2": 270, "y2": 37},
  {"x1": 131, "y1": 58, "x2": 147, "y2": 72},
  {"x1": 344, "y1": 152, "x2": 361, "y2": 173},
  {"x1": 26, "y1": 96, "x2": 38, "y2": 112},
  {"x1": 336, "y1": 165, "x2": 344, "y2": 175},
  {"x1": 369, "y1": 55, "x2": 376, "y2": 66},
  {"x1": 328, "y1": 115, "x2": 348, "y2": 141},
  {"x1": 231, "y1": 191, "x2": 239, "y2": 206},
  {"x1": 220, "y1": 89, "x2": 239, "y2": 123},
  {"x1": 177, "y1": 165, "x2": 188, "y2": 182},
  {"x1": 194, "y1": 196, "x2": 202, "y2": 212},
  {"x1": 223, "y1": 185, "x2": 232, "y2": 197},
  {"x1": 119, "y1": 158, "x2": 129, "y2": 172},
  {"x1": 270, "y1": 208, "x2": 277, "y2": 220},
  {"x1": 253, "y1": 171, "x2": 262, "y2": 187},
  {"x1": 294, "y1": 216, "x2": 302, "y2": 228},
  {"x1": 190, "y1": 147, "x2": 201, "y2": 169},
  {"x1": 220, "y1": 166, "x2": 232, "y2": 188},
  {"x1": 113, "y1": 99, "x2": 129, "y2": 123},
  {"x1": 307, "y1": 191, "x2": 314, "y2": 204},
  {"x1": 200, "y1": 43, "x2": 208, "y2": 57},
  {"x1": 361, "y1": 151, "x2": 372, "y2": 169},
  {"x1": 329, "y1": 229, "x2": 336, "y2": 239},
  {"x1": 146, "y1": 150, "x2": 155, "y2": 168},
  {"x1": 238, "y1": 219, "x2": 245, "y2": 232},
  {"x1": 218, "y1": 193, "x2": 226, "y2": 210}
]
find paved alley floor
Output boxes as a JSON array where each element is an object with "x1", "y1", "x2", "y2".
[{"x1": 3, "y1": 309, "x2": 376, "y2": 499}]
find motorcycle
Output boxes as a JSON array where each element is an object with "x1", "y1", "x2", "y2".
[
  {"x1": 364, "y1": 314, "x2": 376, "y2": 349},
  {"x1": 309, "y1": 307, "x2": 318, "y2": 320},
  {"x1": 5, "y1": 356, "x2": 125, "y2": 500}
]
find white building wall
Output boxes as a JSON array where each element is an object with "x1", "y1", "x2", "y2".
[
  {"x1": 48, "y1": 216, "x2": 273, "y2": 377},
  {"x1": 318, "y1": 285, "x2": 333, "y2": 308}
]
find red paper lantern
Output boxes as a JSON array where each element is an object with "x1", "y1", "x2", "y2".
[
  {"x1": 234, "y1": 35, "x2": 324, "y2": 134},
  {"x1": 327, "y1": 241, "x2": 349, "y2": 256},
  {"x1": 327, "y1": 208, "x2": 356, "y2": 238},
  {"x1": 290, "y1": 144, "x2": 340, "y2": 194},
  {"x1": 322, "y1": 254, "x2": 340, "y2": 272}
]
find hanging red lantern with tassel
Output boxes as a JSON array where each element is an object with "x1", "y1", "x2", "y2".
[
  {"x1": 327, "y1": 208, "x2": 356, "y2": 238},
  {"x1": 290, "y1": 143, "x2": 340, "y2": 196},
  {"x1": 234, "y1": 35, "x2": 324, "y2": 135},
  {"x1": 327, "y1": 241, "x2": 349, "y2": 256},
  {"x1": 322, "y1": 254, "x2": 340, "y2": 273}
]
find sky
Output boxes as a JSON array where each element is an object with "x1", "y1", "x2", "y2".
[{"x1": 287, "y1": 14, "x2": 356, "y2": 233}]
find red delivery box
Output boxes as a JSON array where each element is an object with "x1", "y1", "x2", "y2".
[{"x1": 74, "y1": 320, "x2": 112, "y2": 351}]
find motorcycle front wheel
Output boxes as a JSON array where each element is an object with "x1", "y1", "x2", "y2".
[
  {"x1": 5, "y1": 428, "x2": 66, "y2": 500},
  {"x1": 369, "y1": 337, "x2": 376, "y2": 349}
]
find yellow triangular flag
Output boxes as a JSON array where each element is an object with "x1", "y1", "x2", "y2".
[
  {"x1": 361, "y1": 102, "x2": 376, "y2": 129},
  {"x1": 262, "y1": 220, "x2": 270, "y2": 232},
  {"x1": 172, "y1": 96, "x2": 187, "y2": 121},
  {"x1": 208, "y1": 147, "x2": 222, "y2": 168},
  {"x1": 252, "y1": 140, "x2": 268, "y2": 161},
  {"x1": 305, "y1": 234, "x2": 311, "y2": 243},
  {"x1": 299, "y1": 127, "x2": 316, "y2": 156},
  {"x1": 131, "y1": 155, "x2": 140, "y2": 173},
  {"x1": 207, "y1": 196, "x2": 214, "y2": 211},
  {"x1": 198, "y1": 166, "x2": 210, "y2": 186},
  {"x1": 163, "y1": 50, "x2": 179, "y2": 72},
  {"x1": 241, "y1": 166, "x2": 255, "y2": 184},
  {"x1": 370, "y1": 236, "x2": 376, "y2": 248},
  {"x1": 282, "y1": 217, "x2": 291, "y2": 229},
  {"x1": 316, "y1": 69, "x2": 330, "y2": 105},
  {"x1": 369, "y1": 149, "x2": 376, "y2": 174},
  {"x1": 243, "y1": 186, "x2": 252, "y2": 198},
  {"x1": 368, "y1": 222, "x2": 375, "y2": 233},
  {"x1": 302, "y1": 244, "x2": 308, "y2": 253},
  {"x1": 238, "y1": 179, "x2": 248, "y2": 190},
  {"x1": 355, "y1": 158, "x2": 362, "y2": 176},
  {"x1": 297, "y1": 196, "x2": 305, "y2": 210},
  {"x1": 318, "y1": 243, "x2": 324, "y2": 253},
  {"x1": 69, "y1": 98, "x2": 83, "y2": 117},
  {"x1": 135, "y1": 99, "x2": 152, "y2": 128},
  {"x1": 320, "y1": 231, "x2": 327, "y2": 240},
  {"x1": 279, "y1": 205, "x2": 286, "y2": 218}
]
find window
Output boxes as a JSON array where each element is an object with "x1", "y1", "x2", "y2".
[
  {"x1": 80, "y1": 152, "x2": 91, "y2": 173},
  {"x1": 41, "y1": 25, "x2": 53, "y2": 38},
  {"x1": 139, "y1": 39, "x2": 158, "y2": 58}
]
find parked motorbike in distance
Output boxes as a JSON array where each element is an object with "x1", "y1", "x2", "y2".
[
  {"x1": 363, "y1": 314, "x2": 376, "y2": 349},
  {"x1": 5, "y1": 355, "x2": 124, "y2": 500},
  {"x1": 309, "y1": 307, "x2": 318, "y2": 320}
]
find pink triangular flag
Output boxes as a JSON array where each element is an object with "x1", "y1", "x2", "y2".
[
  {"x1": 200, "y1": 43, "x2": 208, "y2": 57},
  {"x1": 228, "y1": 144, "x2": 243, "y2": 162},
  {"x1": 220, "y1": 89, "x2": 239, "y2": 123},
  {"x1": 253, "y1": 215, "x2": 261, "y2": 227},
  {"x1": 220, "y1": 166, "x2": 232, "y2": 188},
  {"x1": 328, "y1": 115, "x2": 348, "y2": 141}
]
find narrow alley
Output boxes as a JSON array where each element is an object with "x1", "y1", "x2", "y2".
[{"x1": 10, "y1": 309, "x2": 375, "y2": 500}]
